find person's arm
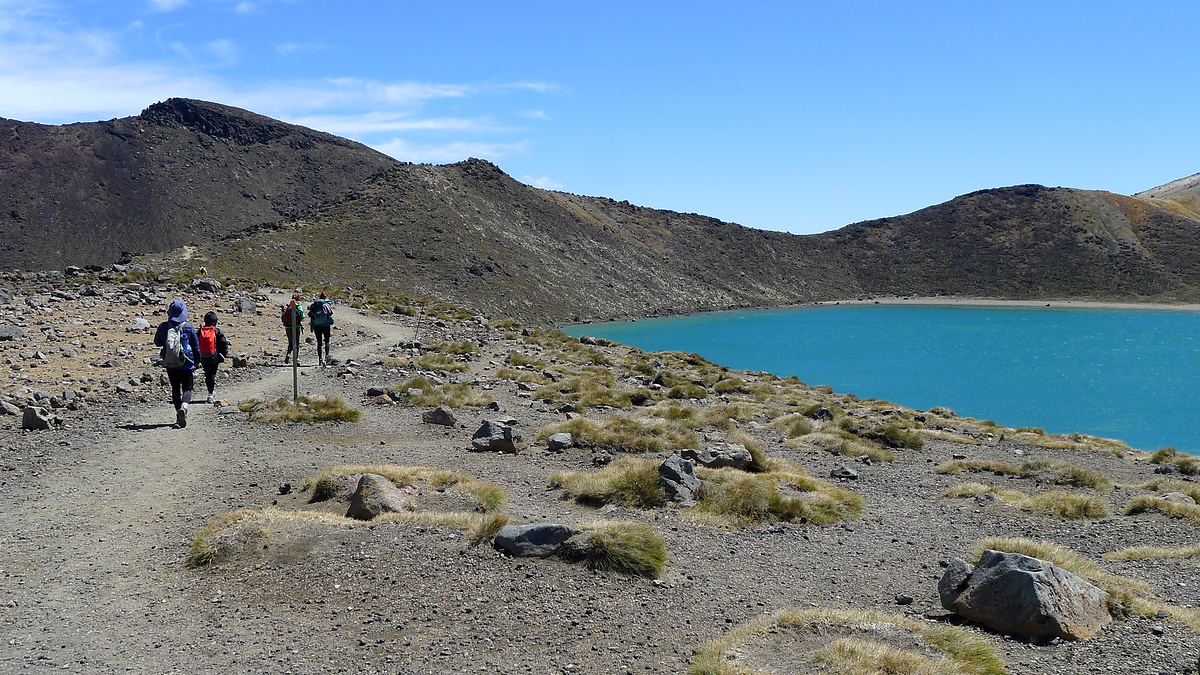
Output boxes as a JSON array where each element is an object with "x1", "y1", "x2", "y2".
[
  {"x1": 153, "y1": 322, "x2": 167, "y2": 347},
  {"x1": 217, "y1": 329, "x2": 230, "y2": 356},
  {"x1": 186, "y1": 325, "x2": 201, "y2": 361}
]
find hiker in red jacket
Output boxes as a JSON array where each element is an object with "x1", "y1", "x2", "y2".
[{"x1": 198, "y1": 311, "x2": 231, "y2": 404}]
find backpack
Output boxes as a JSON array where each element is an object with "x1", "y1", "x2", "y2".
[
  {"x1": 161, "y1": 323, "x2": 192, "y2": 368},
  {"x1": 198, "y1": 325, "x2": 217, "y2": 355},
  {"x1": 312, "y1": 300, "x2": 334, "y2": 326},
  {"x1": 282, "y1": 303, "x2": 301, "y2": 326}
]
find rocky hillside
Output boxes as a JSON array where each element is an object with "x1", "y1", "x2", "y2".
[
  {"x1": 4, "y1": 99, "x2": 1200, "y2": 323},
  {"x1": 0, "y1": 98, "x2": 396, "y2": 270}
]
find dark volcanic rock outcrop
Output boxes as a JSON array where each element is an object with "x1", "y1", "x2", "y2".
[{"x1": 0, "y1": 98, "x2": 395, "y2": 269}]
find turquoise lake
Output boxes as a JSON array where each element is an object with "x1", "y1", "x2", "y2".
[{"x1": 562, "y1": 304, "x2": 1200, "y2": 453}]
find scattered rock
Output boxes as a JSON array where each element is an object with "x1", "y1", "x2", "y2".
[
  {"x1": 546, "y1": 432, "x2": 573, "y2": 452},
  {"x1": 658, "y1": 456, "x2": 701, "y2": 507},
  {"x1": 0, "y1": 400, "x2": 21, "y2": 416},
  {"x1": 366, "y1": 386, "x2": 388, "y2": 397},
  {"x1": 1159, "y1": 492, "x2": 1196, "y2": 504},
  {"x1": 1153, "y1": 463, "x2": 1182, "y2": 475},
  {"x1": 129, "y1": 318, "x2": 151, "y2": 332},
  {"x1": 345, "y1": 474, "x2": 414, "y2": 521},
  {"x1": 808, "y1": 406, "x2": 834, "y2": 421},
  {"x1": 0, "y1": 326, "x2": 26, "y2": 341},
  {"x1": 938, "y1": 550, "x2": 1111, "y2": 640},
  {"x1": 471, "y1": 420, "x2": 526, "y2": 452},
  {"x1": 191, "y1": 277, "x2": 222, "y2": 292},
  {"x1": 421, "y1": 406, "x2": 457, "y2": 427},
  {"x1": 493, "y1": 523, "x2": 579, "y2": 558},
  {"x1": 681, "y1": 442, "x2": 752, "y2": 470},
  {"x1": 21, "y1": 406, "x2": 51, "y2": 431},
  {"x1": 831, "y1": 463, "x2": 860, "y2": 480},
  {"x1": 233, "y1": 296, "x2": 257, "y2": 314}
]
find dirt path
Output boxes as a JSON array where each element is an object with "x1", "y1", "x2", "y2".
[{"x1": 0, "y1": 303, "x2": 413, "y2": 672}]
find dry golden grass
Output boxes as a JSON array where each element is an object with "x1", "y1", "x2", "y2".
[
  {"x1": 690, "y1": 466, "x2": 864, "y2": 528},
  {"x1": 785, "y1": 431, "x2": 895, "y2": 463},
  {"x1": 935, "y1": 460, "x2": 1114, "y2": 491},
  {"x1": 412, "y1": 352, "x2": 470, "y2": 373},
  {"x1": 305, "y1": 464, "x2": 507, "y2": 511},
  {"x1": 187, "y1": 507, "x2": 509, "y2": 568},
  {"x1": 917, "y1": 429, "x2": 983, "y2": 445},
  {"x1": 1123, "y1": 495, "x2": 1200, "y2": 525},
  {"x1": 238, "y1": 395, "x2": 362, "y2": 423},
  {"x1": 942, "y1": 485, "x2": 1111, "y2": 520},
  {"x1": 560, "y1": 521, "x2": 668, "y2": 578},
  {"x1": 1127, "y1": 478, "x2": 1200, "y2": 503},
  {"x1": 392, "y1": 376, "x2": 494, "y2": 407},
  {"x1": 690, "y1": 607, "x2": 1007, "y2": 675},
  {"x1": 537, "y1": 414, "x2": 699, "y2": 454},
  {"x1": 550, "y1": 457, "x2": 665, "y2": 509},
  {"x1": 1103, "y1": 543, "x2": 1200, "y2": 561}
]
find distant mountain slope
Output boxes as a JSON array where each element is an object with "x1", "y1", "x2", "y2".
[
  {"x1": 0, "y1": 98, "x2": 396, "y2": 269},
  {"x1": 4, "y1": 99, "x2": 1200, "y2": 323},
  {"x1": 211, "y1": 159, "x2": 859, "y2": 321},
  {"x1": 1135, "y1": 172, "x2": 1200, "y2": 221},
  {"x1": 823, "y1": 184, "x2": 1200, "y2": 300}
]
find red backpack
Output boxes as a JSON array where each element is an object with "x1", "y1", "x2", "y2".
[{"x1": 198, "y1": 325, "x2": 217, "y2": 355}]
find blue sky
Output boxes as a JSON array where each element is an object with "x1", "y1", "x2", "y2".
[{"x1": 2, "y1": 1, "x2": 1197, "y2": 234}]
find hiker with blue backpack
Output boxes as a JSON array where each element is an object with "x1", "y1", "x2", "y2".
[
  {"x1": 308, "y1": 292, "x2": 335, "y2": 366},
  {"x1": 154, "y1": 299, "x2": 201, "y2": 428}
]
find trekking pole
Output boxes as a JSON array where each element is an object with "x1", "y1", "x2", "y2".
[{"x1": 292, "y1": 303, "x2": 300, "y2": 403}]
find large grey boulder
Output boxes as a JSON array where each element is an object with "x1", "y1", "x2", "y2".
[
  {"x1": 233, "y1": 296, "x2": 257, "y2": 314},
  {"x1": 493, "y1": 523, "x2": 579, "y2": 558},
  {"x1": 0, "y1": 326, "x2": 25, "y2": 341},
  {"x1": 192, "y1": 277, "x2": 222, "y2": 292},
  {"x1": 422, "y1": 406, "x2": 457, "y2": 427},
  {"x1": 21, "y1": 406, "x2": 51, "y2": 431},
  {"x1": 471, "y1": 420, "x2": 526, "y2": 452},
  {"x1": 345, "y1": 474, "x2": 414, "y2": 521},
  {"x1": 0, "y1": 400, "x2": 21, "y2": 416},
  {"x1": 546, "y1": 432, "x2": 573, "y2": 452},
  {"x1": 681, "y1": 442, "x2": 753, "y2": 470},
  {"x1": 658, "y1": 456, "x2": 701, "y2": 507},
  {"x1": 939, "y1": 550, "x2": 1111, "y2": 640}
]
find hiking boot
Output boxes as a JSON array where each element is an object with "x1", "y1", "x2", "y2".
[
  {"x1": 318, "y1": 356, "x2": 324, "y2": 366},
  {"x1": 283, "y1": 353, "x2": 291, "y2": 364},
  {"x1": 205, "y1": 394, "x2": 214, "y2": 404},
  {"x1": 176, "y1": 408, "x2": 187, "y2": 428}
]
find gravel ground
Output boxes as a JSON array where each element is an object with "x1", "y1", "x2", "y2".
[{"x1": 1, "y1": 277, "x2": 1199, "y2": 674}]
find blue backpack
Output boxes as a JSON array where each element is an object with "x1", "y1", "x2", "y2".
[{"x1": 311, "y1": 300, "x2": 334, "y2": 327}]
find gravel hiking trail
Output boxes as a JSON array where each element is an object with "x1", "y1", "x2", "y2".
[{"x1": 0, "y1": 303, "x2": 412, "y2": 672}]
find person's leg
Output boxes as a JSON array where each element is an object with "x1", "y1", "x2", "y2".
[
  {"x1": 202, "y1": 359, "x2": 217, "y2": 401},
  {"x1": 177, "y1": 369, "x2": 194, "y2": 427},
  {"x1": 319, "y1": 327, "x2": 331, "y2": 361},
  {"x1": 167, "y1": 369, "x2": 183, "y2": 410},
  {"x1": 284, "y1": 328, "x2": 295, "y2": 363},
  {"x1": 315, "y1": 327, "x2": 328, "y2": 364}
]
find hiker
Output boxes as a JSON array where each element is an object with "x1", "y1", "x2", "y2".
[
  {"x1": 198, "y1": 311, "x2": 231, "y2": 403},
  {"x1": 308, "y1": 292, "x2": 335, "y2": 365},
  {"x1": 281, "y1": 293, "x2": 305, "y2": 364},
  {"x1": 153, "y1": 299, "x2": 200, "y2": 428}
]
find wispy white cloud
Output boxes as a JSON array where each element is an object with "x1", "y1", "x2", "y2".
[
  {"x1": 373, "y1": 138, "x2": 529, "y2": 164},
  {"x1": 149, "y1": 0, "x2": 188, "y2": 12},
  {"x1": 206, "y1": 38, "x2": 237, "y2": 63},
  {"x1": 275, "y1": 41, "x2": 324, "y2": 56},
  {"x1": 519, "y1": 109, "x2": 550, "y2": 121},
  {"x1": 285, "y1": 111, "x2": 502, "y2": 136},
  {"x1": 522, "y1": 175, "x2": 564, "y2": 190},
  {"x1": 235, "y1": 2, "x2": 256, "y2": 14}
]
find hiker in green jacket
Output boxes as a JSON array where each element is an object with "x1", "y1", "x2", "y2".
[{"x1": 281, "y1": 293, "x2": 305, "y2": 365}]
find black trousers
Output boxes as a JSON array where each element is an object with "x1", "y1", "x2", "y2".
[
  {"x1": 166, "y1": 368, "x2": 194, "y2": 409},
  {"x1": 313, "y1": 325, "x2": 331, "y2": 355},
  {"x1": 201, "y1": 357, "x2": 220, "y2": 394}
]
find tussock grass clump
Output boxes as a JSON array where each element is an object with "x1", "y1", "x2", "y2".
[
  {"x1": 785, "y1": 431, "x2": 896, "y2": 463},
  {"x1": 1104, "y1": 543, "x2": 1200, "y2": 561},
  {"x1": 942, "y1": 485, "x2": 1111, "y2": 520},
  {"x1": 1123, "y1": 495, "x2": 1200, "y2": 525},
  {"x1": 668, "y1": 383, "x2": 708, "y2": 400},
  {"x1": 1150, "y1": 447, "x2": 1200, "y2": 475},
  {"x1": 504, "y1": 351, "x2": 545, "y2": 368},
  {"x1": 917, "y1": 429, "x2": 982, "y2": 445},
  {"x1": 698, "y1": 403, "x2": 759, "y2": 429},
  {"x1": 413, "y1": 352, "x2": 469, "y2": 373},
  {"x1": 692, "y1": 467, "x2": 864, "y2": 527},
  {"x1": 1030, "y1": 433, "x2": 1131, "y2": 458},
  {"x1": 1128, "y1": 478, "x2": 1200, "y2": 503},
  {"x1": 238, "y1": 395, "x2": 362, "y2": 423},
  {"x1": 560, "y1": 521, "x2": 668, "y2": 578},
  {"x1": 495, "y1": 367, "x2": 548, "y2": 384},
  {"x1": 434, "y1": 340, "x2": 480, "y2": 356},
  {"x1": 537, "y1": 414, "x2": 699, "y2": 454},
  {"x1": 305, "y1": 464, "x2": 507, "y2": 511},
  {"x1": 936, "y1": 459, "x2": 1114, "y2": 491},
  {"x1": 550, "y1": 457, "x2": 666, "y2": 509},
  {"x1": 690, "y1": 607, "x2": 1007, "y2": 675},
  {"x1": 390, "y1": 376, "x2": 493, "y2": 407},
  {"x1": 935, "y1": 460, "x2": 1020, "y2": 476}
]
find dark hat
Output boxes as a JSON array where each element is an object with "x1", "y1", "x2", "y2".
[{"x1": 204, "y1": 311, "x2": 218, "y2": 326}]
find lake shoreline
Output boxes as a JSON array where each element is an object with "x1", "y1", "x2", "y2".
[{"x1": 819, "y1": 296, "x2": 1200, "y2": 311}]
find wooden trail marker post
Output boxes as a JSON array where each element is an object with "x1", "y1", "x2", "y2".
[{"x1": 291, "y1": 302, "x2": 300, "y2": 403}]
